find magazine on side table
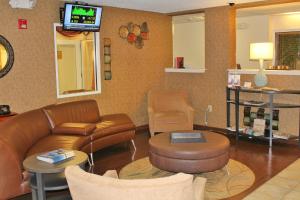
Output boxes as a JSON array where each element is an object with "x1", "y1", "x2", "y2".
[{"x1": 37, "y1": 149, "x2": 75, "y2": 164}]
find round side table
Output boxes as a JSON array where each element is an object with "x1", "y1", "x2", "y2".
[{"x1": 23, "y1": 150, "x2": 88, "y2": 200}]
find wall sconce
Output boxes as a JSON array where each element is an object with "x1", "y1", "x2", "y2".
[{"x1": 250, "y1": 42, "x2": 273, "y2": 87}]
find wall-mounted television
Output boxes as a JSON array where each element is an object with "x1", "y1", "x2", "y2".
[{"x1": 63, "y1": 3, "x2": 103, "y2": 32}]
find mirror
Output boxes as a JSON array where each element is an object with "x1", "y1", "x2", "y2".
[
  {"x1": 0, "y1": 35, "x2": 14, "y2": 78},
  {"x1": 54, "y1": 24, "x2": 101, "y2": 98}
]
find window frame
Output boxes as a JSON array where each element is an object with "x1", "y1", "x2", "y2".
[
  {"x1": 274, "y1": 28, "x2": 300, "y2": 69},
  {"x1": 53, "y1": 23, "x2": 101, "y2": 99}
]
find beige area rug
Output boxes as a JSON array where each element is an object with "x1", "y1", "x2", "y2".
[
  {"x1": 119, "y1": 157, "x2": 255, "y2": 200},
  {"x1": 244, "y1": 159, "x2": 300, "y2": 200}
]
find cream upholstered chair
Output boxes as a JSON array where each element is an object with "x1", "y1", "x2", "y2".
[
  {"x1": 148, "y1": 89, "x2": 194, "y2": 137},
  {"x1": 65, "y1": 166, "x2": 206, "y2": 200}
]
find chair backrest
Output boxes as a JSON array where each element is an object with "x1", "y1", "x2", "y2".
[
  {"x1": 65, "y1": 166, "x2": 196, "y2": 200},
  {"x1": 44, "y1": 99, "x2": 101, "y2": 128},
  {"x1": 148, "y1": 89, "x2": 189, "y2": 112}
]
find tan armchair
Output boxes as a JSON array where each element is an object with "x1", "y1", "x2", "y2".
[
  {"x1": 148, "y1": 89, "x2": 194, "y2": 137},
  {"x1": 65, "y1": 165, "x2": 206, "y2": 200}
]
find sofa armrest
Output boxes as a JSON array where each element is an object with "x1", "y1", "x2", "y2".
[
  {"x1": 0, "y1": 140, "x2": 25, "y2": 199},
  {"x1": 103, "y1": 170, "x2": 119, "y2": 179},
  {"x1": 193, "y1": 177, "x2": 207, "y2": 200},
  {"x1": 52, "y1": 123, "x2": 96, "y2": 136}
]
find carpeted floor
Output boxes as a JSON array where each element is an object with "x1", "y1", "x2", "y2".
[
  {"x1": 244, "y1": 158, "x2": 300, "y2": 200},
  {"x1": 119, "y1": 157, "x2": 255, "y2": 200}
]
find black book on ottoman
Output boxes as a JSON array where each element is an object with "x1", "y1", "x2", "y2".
[{"x1": 170, "y1": 132, "x2": 206, "y2": 143}]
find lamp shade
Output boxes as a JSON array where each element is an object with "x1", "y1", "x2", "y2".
[{"x1": 250, "y1": 42, "x2": 274, "y2": 60}]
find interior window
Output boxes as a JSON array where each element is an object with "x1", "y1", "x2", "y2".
[
  {"x1": 172, "y1": 13, "x2": 205, "y2": 69},
  {"x1": 54, "y1": 24, "x2": 101, "y2": 98},
  {"x1": 275, "y1": 31, "x2": 300, "y2": 69},
  {"x1": 236, "y1": 2, "x2": 300, "y2": 69}
]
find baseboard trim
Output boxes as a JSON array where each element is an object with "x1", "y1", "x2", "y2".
[
  {"x1": 193, "y1": 124, "x2": 227, "y2": 134},
  {"x1": 135, "y1": 124, "x2": 149, "y2": 134},
  {"x1": 135, "y1": 124, "x2": 226, "y2": 135}
]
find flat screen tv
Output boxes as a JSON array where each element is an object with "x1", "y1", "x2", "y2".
[{"x1": 63, "y1": 3, "x2": 103, "y2": 32}]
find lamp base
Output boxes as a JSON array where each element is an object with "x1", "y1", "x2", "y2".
[{"x1": 254, "y1": 68, "x2": 268, "y2": 87}]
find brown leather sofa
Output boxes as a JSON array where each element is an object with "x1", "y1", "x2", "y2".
[{"x1": 0, "y1": 100, "x2": 135, "y2": 199}]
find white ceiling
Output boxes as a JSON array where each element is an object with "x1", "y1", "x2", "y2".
[
  {"x1": 173, "y1": 13, "x2": 205, "y2": 24},
  {"x1": 69, "y1": 0, "x2": 261, "y2": 13},
  {"x1": 237, "y1": 2, "x2": 300, "y2": 17}
]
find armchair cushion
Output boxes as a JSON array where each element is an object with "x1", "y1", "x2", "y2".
[
  {"x1": 193, "y1": 176, "x2": 206, "y2": 200},
  {"x1": 103, "y1": 170, "x2": 119, "y2": 179},
  {"x1": 52, "y1": 123, "x2": 96, "y2": 136},
  {"x1": 65, "y1": 166, "x2": 206, "y2": 200},
  {"x1": 148, "y1": 89, "x2": 194, "y2": 136},
  {"x1": 154, "y1": 111, "x2": 188, "y2": 124}
]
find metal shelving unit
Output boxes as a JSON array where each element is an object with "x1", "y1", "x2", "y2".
[{"x1": 226, "y1": 86, "x2": 300, "y2": 147}]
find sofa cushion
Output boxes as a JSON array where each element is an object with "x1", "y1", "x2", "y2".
[
  {"x1": 44, "y1": 100, "x2": 101, "y2": 128},
  {"x1": 92, "y1": 114, "x2": 135, "y2": 139},
  {"x1": 26, "y1": 135, "x2": 91, "y2": 156},
  {"x1": 53, "y1": 123, "x2": 96, "y2": 136}
]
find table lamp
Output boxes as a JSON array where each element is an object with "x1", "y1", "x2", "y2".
[{"x1": 250, "y1": 42, "x2": 274, "y2": 87}]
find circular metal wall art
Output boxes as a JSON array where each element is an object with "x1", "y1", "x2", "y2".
[
  {"x1": 0, "y1": 35, "x2": 14, "y2": 78},
  {"x1": 119, "y1": 26, "x2": 129, "y2": 39},
  {"x1": 127, "y1": 22, "x2": 134, "y2": 33},
  {"x1": 135, "y1": 36, "x2": 144, "y2": 49},
  {"x1": 132, "y1": 24, "x2": 141, "y2": 36},
  {"x1": 119, "y1": 22, "x2": 149, "y2": 49}
]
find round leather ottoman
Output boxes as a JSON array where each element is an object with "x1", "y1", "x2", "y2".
[{"x1": 149, "y1": 131, "x2": 230, "y2": 173}]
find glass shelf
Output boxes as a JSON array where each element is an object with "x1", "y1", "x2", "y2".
[{"x1": 227, "y1": 100, "x2": 300, "y2": 108}]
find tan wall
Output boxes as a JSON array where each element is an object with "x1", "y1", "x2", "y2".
[
  {"x1": 0, "y1": 0, "x2": 172, "y2": 126},
  {"x1": 166, "y1": 6, "x2": 236, "y2": 128}
]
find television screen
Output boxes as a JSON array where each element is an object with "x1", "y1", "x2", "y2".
[{"x1": 63, "y1": 3, "x2": 103, "y2": 32}]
